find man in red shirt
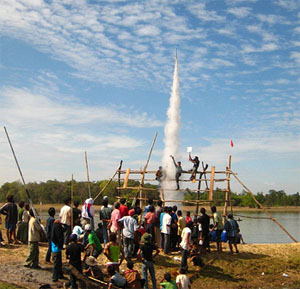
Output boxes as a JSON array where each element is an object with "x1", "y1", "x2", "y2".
[{"x1": 119, "y1": 198, "x2": 128, "y2": 218}]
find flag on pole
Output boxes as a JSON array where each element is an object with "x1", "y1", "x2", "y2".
[{"x1": 230, "y1": 139, "x2": 234, "y2": 147}]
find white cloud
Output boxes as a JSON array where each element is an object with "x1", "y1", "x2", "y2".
[
  {"x1": 227, "y1": 7, "x2": 251, "y2": 18},
  {"x1": 187, "y1": 3, "x2": 225, "y2": 22},
  {"x1": 290, "y1": 51, "x2": 300, "y2": 65}
]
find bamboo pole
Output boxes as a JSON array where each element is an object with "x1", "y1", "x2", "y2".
[
  {"x1": 117, "y1": 169, "x2": 228, "y2": 174},
  {"x1": 208, "y1": 166, "x2": 215, "y2": 201},
  {"x1": 138, "y1": 132, "x2": 158, "y2": 208},
  {"x1": 223, "y1": 155, "x2": 231, "y2": 217},
  {"x1": 85, "y1": 151, "x2": 91, "y2": 199},
  {"x1": 115, "y1": 196, "x2": 212, "y2": 204},
  {"x1": 118, "y1": 160, "x2": 123, "y2": 195},
  {"x1": 230, "y1": 170, "x2": 298, "y2": 243},
  {"x1": 93, "y1": 164, "x2": 121, "y2": 202}
]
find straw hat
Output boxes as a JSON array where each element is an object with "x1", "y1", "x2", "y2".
[{"x1": 85, "y1": 256, "x2": 98, "y2": 266}]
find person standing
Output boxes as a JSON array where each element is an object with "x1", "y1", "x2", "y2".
[
  {"x1": 161, "y1": 207, "x2": 172, "y2": 254},
  {"x1": 119, "y1": 198, "x2": 129, "y2": 218},
  {"x1": 199, "y1": 207, "x2": 210, "y2": 253},
  {"x1": 170, "y1": 155, "x2": 183, "y2": 190},
  {"x1": 51, "y1": 219, "x2": 65, "y2": 282},
  {"x1": 72, "y1": 201, "x2": 81, "y2": 227},
  {"x1": 108, "y1": 202, "x2": 121, "y2": 244},
  {"x1": 0, "y1": 195, "x2": 18, "y2": 244},
  {"x1": 82, "y1": 198, "x2": 95, "y2": 229},
  {"x1": 155, "y1": 200, "x2": 163, "y2": 246},
  {"x1": 100, "y1": 198, "x2": 113, "y2": 245},
  {"x1": 24, "y1": 209, "x2": 44, "y2": 269},
  {"x1": 45, "y1": 207, "x2": 56, "y2": 263},
  {"x1": 144, "y1": 205, "x2": 157, "y2": 244},
  {"x1": 65, "y1": 234, "x2": 85, "y2": 289},
  {"x1": 170, "y1": 206, "x2": 178, "y2": 251},
  {"x1": 180, "y1": 221, "x2": 193, "y2": 271},
  {"x1": 119, "y1": 210, "x2": 138, "y2": 260},
  {"x1": 177, "y1": 210, "x2": 186, "y2": 248},
  {"x1": 137, "y1": 233, "x2": 159, "y2": 289},
  {"x1": 16, "y1": 201, "x2": 25, "y2": 242},
  {"x1": 211, "y1": 206, "x2": 224, "y2": 253},
  {"x1": 188, "y1": 153, "x2": 200, "y2": 182},
  {"x1": 60, "y1": 197, "x2": 72, "y2": 246},
  {"x1": 224, "y1": 213, "x2": 239, "y2": 254}
]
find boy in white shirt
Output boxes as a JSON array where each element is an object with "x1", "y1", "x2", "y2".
[
  {"x1": 176, "y1": 268, "x2": 191, "y2": 289},
  {"x1": 161, "y1": 207, "x2": 172, "y2": 254}
]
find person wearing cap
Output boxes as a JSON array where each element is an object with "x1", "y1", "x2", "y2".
[
  {"x1": 99, "y1": 198, "x2": 112, "y2": 245},
  {"x1": 65, "y1": 234, "x2": 85, "y2": 289},
  {"x1": 137, "y1": 233, "x2": 159, "y2": 289},
  {"x1": 118, "y1": 209, "x2": 139, "y2": 260},
  {"x1": 83, "y1": 256, "x2": 103, "y2": 281},
  {"x1": 84, "y1": 224, "x2": 102, "y2": 260}
]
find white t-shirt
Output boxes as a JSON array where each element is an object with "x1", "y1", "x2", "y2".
[
  {"x1": 161, "y1": 213, "x2": 172, "y2": 235},
  {"x1": 180, "y1": 227, "x2": 192, "y2": 250},
  {"x1": 176, "y1": 274, "x2": 191, "y2": 289},
  {"x1": 60, "y1": 205, "x2": 72, "y2": 226}
]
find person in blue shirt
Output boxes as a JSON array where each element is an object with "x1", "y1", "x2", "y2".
[{"x1": 45, "y1": 207, "x2": 55, "y2": 263}]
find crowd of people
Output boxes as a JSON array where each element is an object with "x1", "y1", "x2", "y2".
[{"x1": 0, "y1": 194, "x2": 244, "y2": 289}]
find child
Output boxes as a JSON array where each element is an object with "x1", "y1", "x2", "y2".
[
  {"x1": 107, "y1": 265, "x2": 127, "y2": 289},
  {"x1": 45, "y1": 207, "x2": 55, "y2": 263},
  {"x1": 176, "y1": 268, "x2": 191, "y2": 289},
  {"x1": 65, "y1": 234, "x2": 85, "y2": 289},
  {"x1": 103, "y1": 232, "x2": 125, "y2": 272},
  {"x1": 160, "y1": 272, "x2": 177, "y2": 289},
  {"x1": 84, "y1": 256, "x2": 104, "y2": 281},
  {"x1": 190, "y1": 241, "x2": 204, "y2": 269},
  {"x1": 236, "y1": 229, "x2": 245, "y2": 244},
  {"x1": 124, "y1": 261, "x2": 144, "y2": 288},
  {"x1": 185, "y1": 211, "x2": 191, "y2": 224}
]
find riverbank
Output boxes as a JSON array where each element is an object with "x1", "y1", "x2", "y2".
[{"x1": 0, "y1": 241, "x2": 299, "y2": 289}]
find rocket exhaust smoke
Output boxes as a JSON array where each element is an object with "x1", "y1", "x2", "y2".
[{"x1": 162, "y1": 55, "x2": 181, "y2": 204}]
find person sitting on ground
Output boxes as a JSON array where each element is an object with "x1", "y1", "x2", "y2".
[
  {"x1": 170, "y1": 155, "x2": 183, "y2": 190},
  {"x1": 65, "y1": 234, "x2": 85, "y2": 289},
  {"x1": 83, "y1": 224, "x2": 102, "y2": 260},
  {"x1": 160, "y1": 272, "x2": 177, "y2": 289},
  {"x1": 72, "y1": 219, "x2": 84, "y2": 241},
  {"x1": 176, "y1": 268, "x2": 191, "y2": 289},
  {"x1": 188, "y1": 153, "x2": 200, "y2": 182},
  {"x1": 0, "y1": 195, "x2": 18, "y2": 244},
  {"x1": 224, "y1": 213, "x2": 239, "y2": 254},
  {"x1": 236, "y1": 229, "x2": 245, "y2": 244},
  {"x1": 124, "y1": 260, "x2": 144, "y2": 289},
  {"x1": 103, "y1": 232, "x2": 125, "y2": 272},
  {"x1": 83, "y1": 256, "x2": 104, "y2": 281},
  {"x1": 107, "y1": 265, "x2": 127, "y2": 289},
  {"x1": 190, "y1": 241, "x2": 204, "y2": 269},
  {"x1": 45, "y1": 207, "x2": 55, "y2": 263}
]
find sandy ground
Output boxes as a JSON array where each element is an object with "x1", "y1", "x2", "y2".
[{"x1": 0, "y1": 241, "x2": 300, "y2": 289}]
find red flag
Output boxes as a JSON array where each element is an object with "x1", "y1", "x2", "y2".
[{"x1": 230, "y1": 139, "x2": 234, "y2": 147}]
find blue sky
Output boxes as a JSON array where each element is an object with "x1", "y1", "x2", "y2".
[{"x1": 0, "y1": 0, "x2": 299, "y2": 195}]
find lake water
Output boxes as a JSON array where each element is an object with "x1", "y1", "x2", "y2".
[
  {"x1": 233, "y1": 211, "x2": 300, "y2": 244},
  {"x1": 38, "y1": 209, "x2": 300, "y2": 244}
]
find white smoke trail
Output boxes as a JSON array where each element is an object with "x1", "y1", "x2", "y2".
[{"x1": 162, "y1": 56, "x2": 182, "y2": 204}]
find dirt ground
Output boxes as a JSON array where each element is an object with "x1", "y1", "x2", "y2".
[{"x1": 0, "y1": 240, "x2": 300, "y2": 289}]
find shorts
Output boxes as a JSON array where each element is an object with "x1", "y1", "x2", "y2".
[
  {"x1": 5, "y1": 222, "x2": 16, "y2": 231},
  {"x1": 227, "y1": 236, "x2": 237, "y2": 243},
  {"x1": 215, "y1": 229, "x2": 222, "y2": 242}
]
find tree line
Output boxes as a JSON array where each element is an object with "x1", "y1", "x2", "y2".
[{"x1": 0, "y1": 180, "x2": 299, "y2": 208}]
